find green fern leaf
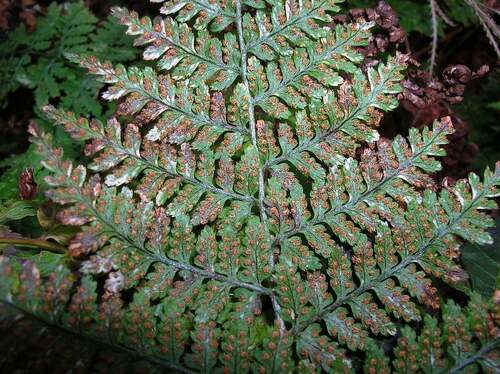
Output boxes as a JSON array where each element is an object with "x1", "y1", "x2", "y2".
[
  {"x1": 0, "y1": 2, "x2": 138, "y2": 116},
  {"x1": 393, "y1": 294, "x2": 500, "y2": 373},
  {"x1": 1, "y1": 0, "x2": 499, "y2": 372}
]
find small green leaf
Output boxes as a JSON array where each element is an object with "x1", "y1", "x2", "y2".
[
  {"x1": 0, "y1": 201, "x2": 37, "y2": 224},
  {"x1": 461, "y1": 219, "x2": 500, "y2": 297}
]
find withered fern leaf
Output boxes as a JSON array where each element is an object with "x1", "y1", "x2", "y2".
[{"x1": 1, "y1": 0, "x2": 499, "y2": 372}]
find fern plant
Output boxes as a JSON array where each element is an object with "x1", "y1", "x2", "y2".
[
  {"x1": 347, "y1": 0, "x2": 499, "y2": 72},
  {"x1": 0, "y1": 1, "x2": 137, "y2": 115},
  {"x1": 0, "y1": 1, "x2": 139, "y2": 203},
  {"x1": 1, "y1": 0, "x2": 499, "y2": 372}
]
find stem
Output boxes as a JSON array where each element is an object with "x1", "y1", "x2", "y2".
[
  {"x1": 448, "y1": 338, "x2": 500, "y2": 374},
  {"x1": 270, "y1": 294, "x2": 286, "y2": 334},
  {"x1": 464, "y1": 0, "x2": 500, "y2": 58},
  {"x1": 235, "y1": 0, "x2": 268, "y2": 225},
  {"x1": 429, "y1": 0, "x2": 439, "y2": 75},
  {"x1": 235, "y1": 1, "x2": 270, "y2": 251},
  {"x1": 236, "y1": 0, "x2": 284, "y2": 333},
  {"x1": 411, "y1": 28, "x2": 462, "y2": 59},
  {"x1": 0, "y1": 237, "x2": 66, "y2": 253}
]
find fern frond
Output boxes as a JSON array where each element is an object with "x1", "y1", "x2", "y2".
[
  {"x1": 291, "y1": 162, "x2": 499, "y2": 337},
  {"x1": 267, "y1": 54, "x2": 406, "y2": 167},
  {"x1": 273, "y1": 117, "x2": 453, "y2": 248},
  {"x1": 2, "y1": 0, "x2": 499, "y2": 372},
  {"x1": 243, "y1": 0, "x2": 343, "y2": 60},
  {"x1": 248, "y1": 21, "x2": 373, "y2": 119},
  {"x1": 393, "y1": 294, "x2": 500, "y2": 373},
  {"x1": 111, "y1": 7, "x2": 240, "y2": 89},
  {"x1": 0, "y1": 2, "x2": 138, "y2": 116},
  {"x1": 29, "y1": 124, "x2": 269, "y2": 293},
  {"x1": 153, "y1": 0, "x2": 237, "y2": 31},
  {"x1": 69, "y1": 55, "x2": 246, "y2": 140},
  {"x1": 42, "y1": 105, "x2": 254, "y2": 211}
]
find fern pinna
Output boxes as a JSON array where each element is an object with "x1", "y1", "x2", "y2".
[{"x1": 1, "y1": 0, "x2": 499, "y2": 372}]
